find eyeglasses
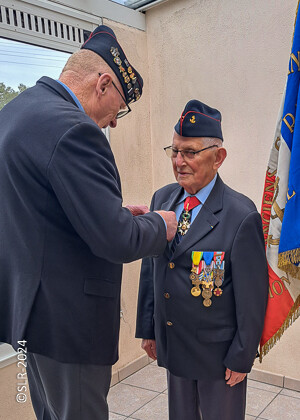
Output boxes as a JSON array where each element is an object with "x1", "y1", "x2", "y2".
[
  {"x1": 98, "y1": 73, "x2": 131, "y2": 119},
  {"x1": 164, "y1": 145, "x2": 219, "y2": 160}
]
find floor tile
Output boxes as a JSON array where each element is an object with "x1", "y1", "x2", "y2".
[
  {"x1": 130, "y1": 394, "x2": 168, "y2": 420},
  {"x1": 122, "y1": 364, "x2": 167, "y2": 393},
  {"x1": 248, "y1": 379, "x2": 282, "y2": 394},
  {"x1": 108, "y1": 383, "x2": 158, "y2": 417},
  {"x1": 245, "y1": 416, "x2": 256, "y2": 420},
  {"x1": 259, "y1": 393, "x2": 300, "y2": 419},
  {"x1": 281, "y1": 388, "x2": 300, "y2": 399},
  {"x1": 246, "y1": 386, "x2": 278, "y2": 417},
  {"x1": 109, "y1": 413, "x2": 127, "y2": 419}
]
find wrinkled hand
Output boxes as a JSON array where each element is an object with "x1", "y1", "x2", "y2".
[
  {"x1": 141, "y1": 339, "x2": 157, "y2": 360},
  {"x1": 155, "y1": 210, "x2": 177, "y2": 242},
  {"x1": 225, "y1": 368, "x2": 247, "y2": 387},
  {"x1": 126, "y1": 205, "x2": 150, "y2": 216}
]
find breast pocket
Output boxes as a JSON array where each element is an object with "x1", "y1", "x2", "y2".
[{"x1": 84, "y1": 278, "x2": 118, "y2": 298}]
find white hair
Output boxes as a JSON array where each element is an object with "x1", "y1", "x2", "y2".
[{"x1": 201, "y1": 137, "x2": 223, "y2": 147}]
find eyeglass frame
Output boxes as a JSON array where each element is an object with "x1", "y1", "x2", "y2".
[
  {"x1": 164, "y1": 145, "x2": 219, "y2": 160},
  {"x1": 98, "y1": 73, "x2": 131, "y2": 119}
]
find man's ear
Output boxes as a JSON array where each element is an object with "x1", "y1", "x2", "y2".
[
  {"x1": 214, "y1": 147, "x2": 227, "y2": 170},
  {"x1": 97, "y1": 73, "x2": 112, "y2": 96}
]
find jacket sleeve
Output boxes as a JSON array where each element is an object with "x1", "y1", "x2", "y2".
[
  {"x1": 223, "y1": 210, "x2": 268, "y2": 373},
  {"x1": 135, "y1": 256, "x2": 155, "y2": 339},
  {"x1": 135, "y1": 192, "x2": 158, "y2": 339},
  {"x1": 47, "y1": 122, "x2": 167, "y2": 263}
]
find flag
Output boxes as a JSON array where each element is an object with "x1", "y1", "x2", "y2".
[{"x1": 260, "y1": 1, "x2": 300, "y2": 360}]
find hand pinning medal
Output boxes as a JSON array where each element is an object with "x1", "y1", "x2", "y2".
[{"x1": 190, "y1": 251, "x2": 225, "y2": 307}]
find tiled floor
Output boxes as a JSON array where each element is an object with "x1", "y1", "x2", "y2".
[{"x1": 108, "y1": 362, "x2": 300, "y2": 419}]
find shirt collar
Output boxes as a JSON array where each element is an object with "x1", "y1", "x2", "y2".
[
  {"x1": 178, "y1": 174, "x2": 218, "y2": 205},
  {"x1": 56, "y1": 80, "x2": 85, "y2": 113}
]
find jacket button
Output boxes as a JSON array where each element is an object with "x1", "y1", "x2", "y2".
[
  {"x1": 168, "y1": 262, "x2": 175, "y2": 269},
  {"x1": 164, "y1": 293, "x2": 170, "y2": 299},
  {"x1": 167, "y1": 321, "x2": 173, "y2": 326}
]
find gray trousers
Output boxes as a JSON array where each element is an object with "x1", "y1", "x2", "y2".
[
  {"x1": 27, "y1": 352, "x2": 112, "y2": 420},
  {"x1": 167, "y1": 371, "x2": 247, "y2": 420}
]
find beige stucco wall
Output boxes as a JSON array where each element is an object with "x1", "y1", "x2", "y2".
[{"x1": 145, "y1": 0, "x2": 300, "y2": 379}]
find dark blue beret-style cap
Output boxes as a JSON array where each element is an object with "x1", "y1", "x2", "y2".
[
  {"x1": 81, "y1": 25, "x2": 143, "y2": 105},
  {"x1": 174, "y1": 100, "x2": 223, "y2": 140}
]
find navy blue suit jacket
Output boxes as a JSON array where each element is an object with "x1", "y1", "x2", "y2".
[
  {"x1": 0, "y1": 77, "x2": 166, "y2": 365},
  {"x1": 136, "y1": 176, "x2": 268, "y2": 379}
]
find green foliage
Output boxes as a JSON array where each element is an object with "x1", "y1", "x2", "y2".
[{"x1": 0, "y1": 82, "x2": 28, "y2": 110}]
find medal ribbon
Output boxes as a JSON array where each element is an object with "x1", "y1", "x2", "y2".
[
  {"x1": 191, "y1": 251, "x2": 203, "y2": 265},
  {"x1": 203, "y1": 252, "x2": 214, "y2": 265},
  {"x1": 191, "y1": 252, "x2": 203, "y2": 274},
  {"x1": 184, "y1": 196, "x2": 201, "y2": 212},
  {"x1": 213, "y1": 251, "x2": 225, "y2": 266}
]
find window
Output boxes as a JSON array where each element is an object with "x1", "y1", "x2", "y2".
[{"x1": 0, "y1": 37, "x2": 70, "y2": 109}]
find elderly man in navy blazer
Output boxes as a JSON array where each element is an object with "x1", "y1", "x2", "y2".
[
  {"x1": 0, "y1": 25, "x2": 177, "y2": 420},
  {"x1": 136, "y1": 100, "x2": 269, "y2": 420}
]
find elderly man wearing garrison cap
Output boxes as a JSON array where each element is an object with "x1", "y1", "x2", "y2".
[
  {"x1": 0, "y1": 25, "x2": 177, "y2": 420},
  {"x1": 136, "y1": 100, "x2": 269, "y2": 420}
]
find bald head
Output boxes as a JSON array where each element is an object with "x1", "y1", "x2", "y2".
[{"x1": 60, "y1": 49, "x2": 112, "y2": 80}]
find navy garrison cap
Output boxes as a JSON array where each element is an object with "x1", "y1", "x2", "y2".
[
  {"x1": 81, "y1": 25, "x2": 143, "y2": 105},
  {"x1": 174, "y1": 100, "x2": 223, "y2": 140}
]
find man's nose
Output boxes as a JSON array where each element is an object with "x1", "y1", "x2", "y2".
[
  {"x1": 109, "y1": 119, "x2": 117, "y2": 128},
  {"x1": 175, "y1": 151, "x2": 185, "y2": 166}
]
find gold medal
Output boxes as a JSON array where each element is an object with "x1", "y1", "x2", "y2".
[
  {"x1": 202, "y1": 289, "x2": 212, "y2": 299},
  {"x1": 214, "y1": 287, "x2": 223, "y2": 297},
  {"x1": 203, "y1": 298, "x2": 212, "y2": 307},
  {"x1": 191, "y1": 287, "x2": 201, "y2": 297},
  {"x1": 215, "y1": 278, "x2": 222, "y2": 287},
  {"x1": 189, "y1": 273, "x2": 197, "y2": 280}
]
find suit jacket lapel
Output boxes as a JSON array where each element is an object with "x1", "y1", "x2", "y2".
[
  {"x1": 171, "y1": 175, "x2": 225, "y2": 260},
  {"x1": 160, "y1": 185, "x2": 183, "y2": 211}
]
